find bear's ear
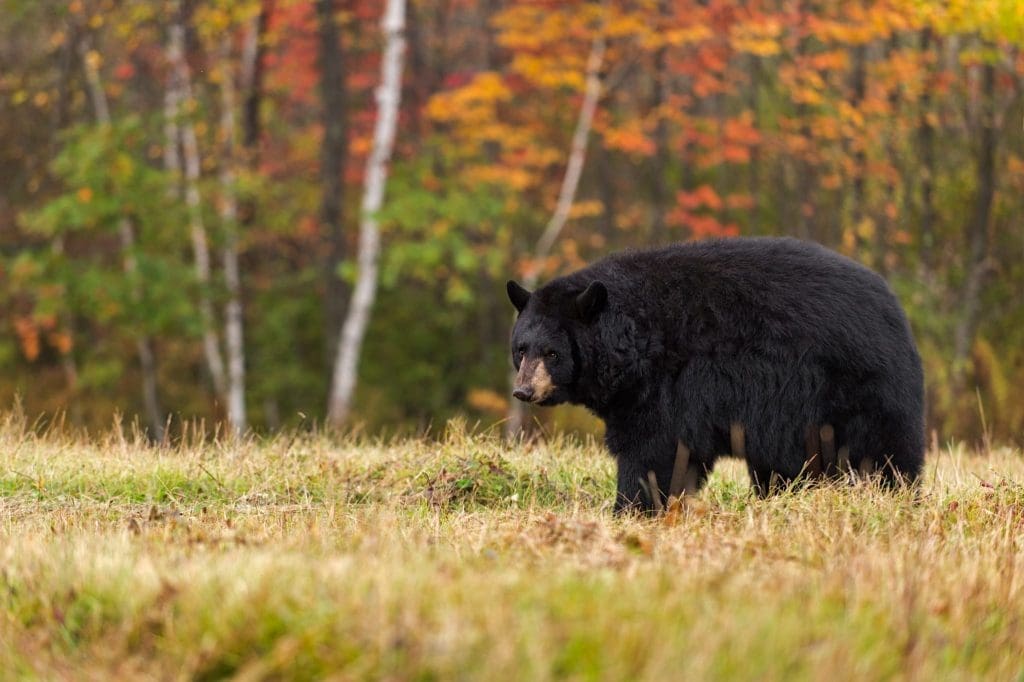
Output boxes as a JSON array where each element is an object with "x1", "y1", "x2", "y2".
[
  {"x1": 506, "y1": 280, "x2": 532, "y2": 313},
  {"x1": 575, "y1": 281, "x2": 607, "y2": 321}
]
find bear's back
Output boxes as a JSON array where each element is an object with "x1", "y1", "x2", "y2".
[{"x1": 572, "y1": 237, "x2": 919, "y2": 378}]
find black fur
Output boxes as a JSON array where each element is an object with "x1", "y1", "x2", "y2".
[{"x1": 507, "y1": 237, "x2": 925, "y2": 514}]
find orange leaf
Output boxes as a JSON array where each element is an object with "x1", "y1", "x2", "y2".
[
  {"x1": 13, "y1": 317, "x2": 40, "y2": 361},
  {"x1": 602, "y1": 127, "x2": 655, "y2": 156},
  {"x1": 48, "y1": 331, "x2": 73, "y2": 355},
  {"x1": 676, "y1": 185, "x2": 722, "y2": 211},
  {"x1": 726, "y1": 193, "x2": 756, "y2": 210},
  {"x1": 721, "y1": 145, "x2": 750, "y2": 164}
]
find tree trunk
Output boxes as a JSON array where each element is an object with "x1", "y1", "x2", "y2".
[
  {"x1": 52, "y1": 237, "x2": 83, "y2": 426},
  {"x1": 168, "y1": 9, "x2": 228, "y2": 401},
  {"x1": 952, "y1": 61, "x2": 998, "y2": 394},
  {"x1": 241, "y1": 2, "x2": 271, "y2": 153},
  {"x1": 649, "y1": 0, "x2": 670, "y2": 243},
  {"x1": 238, "y1": 1, "x2": 270, "y2": 225},
  {"x1": 849, "y1": 43, "x2": 868, "y2": 253},
  {"x1": 506, "y1": 15, "x2": 607, "y2": 437},
  {"x1": 525, "y1": 31, "x2": 606, "y2": 278},
  {"x1": 219, "y1": 35, "x2": 247, "y2": 435},
  {"x1": 52, "y1": 25, "x2": 82, "y2": 426},
  {"x1": 746, "y1": 52, "x2": 761, "y2": 235},
  {"x1": 317, "y1": 0, "x2": 351, "y2": 361},
  {"x1": 239, "y1": 3, "x2": 270, "y2": 430},
  {"x1": 80, "y1": 36, "x2": 165, "y2": 440},
  {"x1": 917, "y1": 28, "x2": 937, "y2": 273},
  {"x1": 163, "y1": 39, "x2": 183, "y2": 194},
  {"x1": 877, "y1": 37, "x2": 901, "y2": 276},
  {"x1": 326, "y1": 0, "x2": 407, "y2": 427},
  {"x1": 595, "y1": 144, "x2": 617, "y2": 239},
  {"x1": 792, "y1": 9, "x2": 816, "y2": 241}
]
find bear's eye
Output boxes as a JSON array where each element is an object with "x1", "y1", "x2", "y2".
[
  {"x1": 517, "y1": 347, "x2": 526, "y2": 359},
  {"x1": 546, "y1": 351, "x2": 558, "y2": 362}
]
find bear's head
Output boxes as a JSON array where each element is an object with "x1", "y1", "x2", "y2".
[{"x1": 505, "y1": 279, "x2": 606, "y2": 406}]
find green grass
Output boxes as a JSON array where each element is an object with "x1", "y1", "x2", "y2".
[{"x1": 2, "y1": 413, "x2": 1024, "y2": 680}]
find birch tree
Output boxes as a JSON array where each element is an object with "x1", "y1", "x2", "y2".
[
  {"x1": 167, "y1": 7, "x2": 228, "y2": 403},
  {"x1": 326, "y1": 0, "x2": 406, "y2": 427},
  {"x1": 166, "y1": 3, "x2": 253, "y2": 434},
  {"x1": 79, "y1": 38, "x2": 165, "y2": 440},
  {"x1": 218, "y1": 33, "x2": 247, "y2": 434},
  {"x1": 505, "y1": 15, "x2": 607, "y2": 437}
]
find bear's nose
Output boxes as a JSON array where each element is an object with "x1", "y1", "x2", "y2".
[{"x1": 512, "y1": 386, "x2": 534, "y2": 402}]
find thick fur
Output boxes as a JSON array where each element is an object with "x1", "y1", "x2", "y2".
[{"x1": 507, "y1": 237, "x2": 925, "y2": 514}]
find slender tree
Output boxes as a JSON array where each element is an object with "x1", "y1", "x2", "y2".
[
  {"x1": 167, "y1": 7, "x2": 228, "y2": 402},
  {"x1": 241, "y1": 1, "x2": 272, "y2": 429},
  {"x1": 318, "y1": 0, "x2": 350, "y2": 359},
  {"x1": 952, "y1": 60, "x2": 998, "y2": 395},
  {"x1": 52, "y1": 19, "x2": 82, "y2": 426},
  {"x1": 917, "y1": 28, "x2": 937, "y2": 273},
  {"x1": 79, "y1": 36, "x2": 165, "y2": 440},
  {"x1": 506, "y1": 12, "x2": 607, "y2": 437},
  {"x1": 648, "y1": 0, "x2": 671, "y2": 243},
  {"x1": 218, "y1": 34, "x2": 247, "y2": 434},
  {"x1": 327, "y1": 0, "x2": 407, "y2": 427}
]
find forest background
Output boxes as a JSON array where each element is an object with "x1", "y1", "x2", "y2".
[{"x1": 1, "y1": 0, "x2": 1022, "y2": 444}]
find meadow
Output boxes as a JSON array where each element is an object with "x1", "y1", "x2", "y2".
[{"x1": 1, "y1": 412, "x2": 1023, "y2": 681}]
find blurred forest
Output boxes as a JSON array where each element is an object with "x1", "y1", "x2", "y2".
[{"x1": 1, "y1": 0, "x2": 1023, "y2": 443}]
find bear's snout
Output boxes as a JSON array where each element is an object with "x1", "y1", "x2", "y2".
[
  {"x1": 512, "y1": 386, "x2": 534, "y2": 402},
  {"x1": 513, "y1": 358, "x2": 554, "y2": 403}
]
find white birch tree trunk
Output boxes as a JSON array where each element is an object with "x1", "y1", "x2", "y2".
[
  {"x1": 506, "y1": 19, "x2": 607, "y2": 438},
  {"x1": 163, "y1": 51, "x2": 182, "y2": 187},
  {"x1": 168, "y1": 12, "x2": 228, "y2": 400},
  {"x1": 326, "y1": 0, "x2": 406, "y2": 427},
  {"x1": 80, "y1": 38, "x2": 165, "y2": 441},
  {"x1": 219, "y1": 35, "x2": 247, "y2": 435}
]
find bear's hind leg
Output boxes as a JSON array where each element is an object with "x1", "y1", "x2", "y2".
[{"x1": 842, "y1": 410, "x2": 924, "y2": 486}]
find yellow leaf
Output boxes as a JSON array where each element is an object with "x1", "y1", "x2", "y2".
[
  {"x1": 112, "y1": 153, "x2": 134, "y2": 178},
  {"x1": 857, "y1": 217, "x2": 876, "y2": 240},
  {"x1": 85, "y1": 50, "x2": 102, "y2": 72},
  {"x1": 569, "y1": 200, "x2": 603, "y2": 219},
  {"x1": 467, "y1": 388, "x2": 508, "y2": 415},
  {"x1": 665, "y1": 25, "x2": 713, "y2": 46},
  {"x1": 730, "y1": 19, "x2": 782, "y2": 56}
]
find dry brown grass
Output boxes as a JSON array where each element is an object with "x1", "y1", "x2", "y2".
[{"x1": 1, "y1": 414, "x2": 1023, "y2": 680}]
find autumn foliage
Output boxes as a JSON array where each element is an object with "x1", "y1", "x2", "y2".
[{"x1": 1, "y1": 0, "x2": 1023, "y2": 442}]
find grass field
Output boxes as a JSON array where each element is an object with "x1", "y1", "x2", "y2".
[{"x1": 1, "y1": 413, "x2": 1023, "y2": 681}]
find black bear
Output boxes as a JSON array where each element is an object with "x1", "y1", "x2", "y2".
[{"x1": 506, "y1": 237, "x2": 924, "y2": 514}]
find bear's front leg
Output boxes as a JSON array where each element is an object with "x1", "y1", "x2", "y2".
[
  {"x1": 614, "y1": 456, "x2": 651, "y2": 515},
  {"x1": 605, "y1": 420, "x2": 676, "y2": 516}
]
